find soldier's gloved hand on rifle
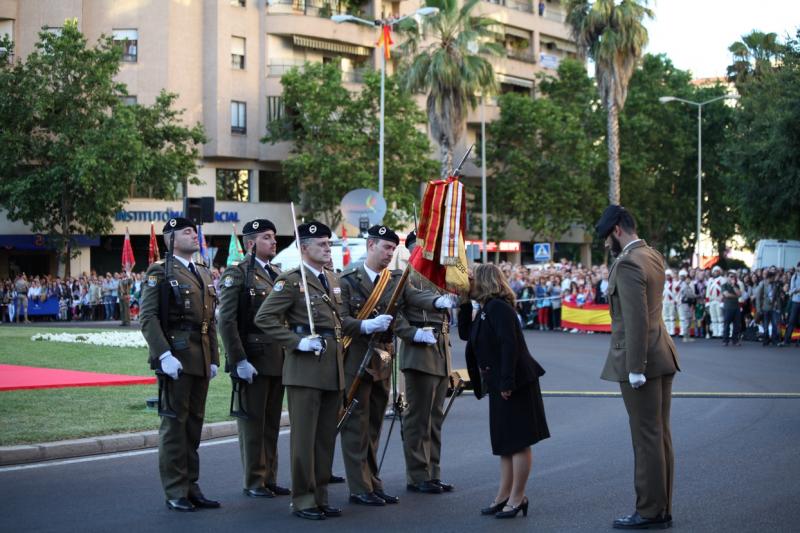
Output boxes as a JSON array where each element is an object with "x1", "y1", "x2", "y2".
[
  {"x1": 235, "y1": 359, "x2": 258, "y2": 383},
  {"x1": 297, "y1": 336, "x2": 325, "y2": 353},
  {"x1": 361, "y1": 314, "x2": 393, "y2": 334},
  {"x1": 413, "y1": 328, "x2": 437, "y2": 345},
  {"x1": 210, "y1": 364, "x2": 218, "y2": 379},
  {"x1": 434, "y1": 293, "x2": 459, "y2": 309},
  {"x1": 159, "y1": 352, "x2": 183, "y2": 380},
  {"x1": 628, "y1": 372, "x2": 646, "y2": 389}
]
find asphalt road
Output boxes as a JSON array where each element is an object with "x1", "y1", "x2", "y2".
[{"x1": 1, "y1": 331, "x2": 799, "y2": 532}]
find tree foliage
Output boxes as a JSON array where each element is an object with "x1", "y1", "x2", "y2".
[
  {"x1": 262, "y1": 61, "x2": 437, "y2": 229},
  {"x1": 0, "y1": 22, "x2": 206, "y2": 275}
]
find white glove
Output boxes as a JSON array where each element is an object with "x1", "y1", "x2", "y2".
[
  {"x1": 210, "y1": 364, "x2": 218, "y2": 379},
  {"x1": 434, "y1": 293, "x2": 458, "y2": 309},
  {"x1": 297, "y1": 336, "x2": 324, "y2": 353},
  {"x1": 159, "y1": 352, "x2": 183, "y2": 380},
  {"x1": 629, "y1": 372, "x2": 646, "y2": 389},
  {"x1": 361, "y1": 314, "x2": 393, "y2": 334},
  {"x1": 413, "y1": 328, "x2": 437, "y2": 345},
  {"x1": 235, "y1": 359, "x2": 258, "y2": 383}
]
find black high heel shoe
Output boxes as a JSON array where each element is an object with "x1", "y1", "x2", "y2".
[
  {"x1": 495, "y1": 496, "x2": 528, "y2": 519},
  {"x1": 480, "y1": 498, "x2": 508, "y2": 515}
]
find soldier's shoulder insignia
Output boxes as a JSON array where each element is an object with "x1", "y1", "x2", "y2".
[
  {"x1": 222, "y1": 275, "x2": 235, "y2": 288},
  {"x1": 147, "y1": 275, "x2": 158, "y2": 287},
  {"x1": 273, "y1": 280, "x2": 285, "y2": 292},
  {"x1": 340, "y1": 265, "x2": 359, "y2": 277}
]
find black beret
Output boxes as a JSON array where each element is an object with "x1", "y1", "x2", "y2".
[
  {"x1": 595, "y1": 205, "x2": 626, "y2": 240},
  {"x1": 297, "y1": 220, "x2": 331, "y2": 239},
  {"x1": 242, "y1": 218, "x2": 277, "y2": 235},
  {"x1": 367, "y1": 225, "x2": 399, "y2": 245},
  {"x1": 162, "y1": 217, "x2": 196, "y2": 235},
  {"x1": 405, "y1": 230, "x2": 417, "y2": 250}
]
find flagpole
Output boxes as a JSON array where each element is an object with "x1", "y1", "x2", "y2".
[{"x1": 378, "y1": 43, "x2": 385, "y2": 198}]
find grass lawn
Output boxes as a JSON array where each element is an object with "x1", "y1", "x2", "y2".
[{"x1": 0, "y1": 326, "x2": 244, "y2": 446}]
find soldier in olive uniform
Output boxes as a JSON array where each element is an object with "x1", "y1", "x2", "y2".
[
  {"x1": 254, "y1": 221, "x2": 345, "y2": 521},
  {"x1": 14, "y1": 274, "x2": 30, "y2": 323},
  {"x1": 218, "y1": 218, "x2": 291, "y2": 499},
  {"x1": 394, "y1": 231, "x2": 455, "y2": 494},
  {"x1": 338, "y1": 225, "x2": 457, "y2": 507},
  {"x1": 139, "y1": 217, "x2": 221, "y2": 512},
  {"x1": 119, "y1": 273, "x2": 132, "y2": 326}
]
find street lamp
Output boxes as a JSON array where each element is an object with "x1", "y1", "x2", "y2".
[
  {"x1": 659, "y1": 93, "x2": 739, "y2": 268},
  {"x1": 333, "y1": 7, "x2": 439, "y2": 198}
]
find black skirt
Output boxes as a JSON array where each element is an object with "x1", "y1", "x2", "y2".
[{"x1": 488, "y1": 378, "x2": 550, "y2": 456}]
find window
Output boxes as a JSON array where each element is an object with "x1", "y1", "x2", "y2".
[
  {"x1": 267, "y1": 96, "x2": 284, "y2": 124},
  {"x1": 45, "y1": 26, "x2": 63, "y2": 37},
  {"x1": 113, "y1": 29, "x2": 138, "y2": 62},
  {"x1": 120, "y1": 95, "x2": 137, "y2": 106},
  {"x1": 0, "y1": 19, "x2": 13, "y2": 41},
  {"x1": 259, "y1": 170, "x2": 291, "y2": 202},
  {"x1": 217, "y1": 169, "x2": 250, "y2": 202},
  {"x1": 231, "y1": 101, "x2": 247, "y2": 134},
  {"x1": 231, "y1": 36, "x2": 245, "y2": 69},
  {"x1": 231, "y1": 0, "x2": 245, "y2": 5}
]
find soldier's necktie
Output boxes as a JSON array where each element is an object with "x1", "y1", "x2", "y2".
[
  {"x1": 188, "y1": 262, "x2": 203, "y2": 284},
  {"x1": 265, "y1": 263, "x2": 278, "y2": 282},
  {"x1": 318, "y1": 273, "x2": 329, "y2": 294}
]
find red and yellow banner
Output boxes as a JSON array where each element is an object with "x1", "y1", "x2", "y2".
[
  {"x1": 376, "y1": 24, "x2": 394, "y2": 60},
  {"x1": 560, "y1": 301, "x2": 611, "y2": 332}
]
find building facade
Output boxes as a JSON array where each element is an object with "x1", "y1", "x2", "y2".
[{"x1": 0, "y1": 0, "x2": 584, "y2": 277}]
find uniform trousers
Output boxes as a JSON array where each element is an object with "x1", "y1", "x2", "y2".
[
  {"x1": 340, "y1": 374, "x2": 390, "y2": 494},
  {"x1": 401, "y1": 370, "x2": 448, "y2": 484},
  {"x1": 677, "y1": 304, "x2": 692, "y2": 336},
  {"x1": 237, "y1": 374, "x2": 284, "y2": 490},
  {"x1": 662, "y1": 302, "x2": 676, "y2": 334},
  {"x1": 620, "y1": 374, "x2": 675, "y2": 520},
  {"x1": 708, "y1": 301, "x2": 723, "y2": 337},
  {"x1": 159, "y1": 373, "x2": 209, "y2": 500},
  {"x1": 286, "y1": 386, "x2": 339, "y2": 510}
]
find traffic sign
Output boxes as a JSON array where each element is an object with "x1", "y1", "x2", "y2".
[{"x1": 533, "y1": 242, "x2": 551, "y2": 262}]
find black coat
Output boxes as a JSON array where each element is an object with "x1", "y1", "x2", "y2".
[{"x1": 458, "y1": 298, "x2": 545, "y2": 399}]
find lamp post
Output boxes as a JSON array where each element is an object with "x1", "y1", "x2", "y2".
[
  {"x1": 659, "y1": 94, "x2": 739, "y2": 268},
  {"x1": 333, "y1": 7, "x2": 439, "y2": 198}
]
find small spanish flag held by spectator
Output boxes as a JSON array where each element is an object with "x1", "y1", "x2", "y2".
[
  {"x1": 148, "y1": 222, "x2": 161, "y2": 265},
  {"x1": 342, "y1": 225, "x2": 351, "y2": 267}
]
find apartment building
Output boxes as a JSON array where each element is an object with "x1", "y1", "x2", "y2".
[{"x1": 0, "y1": 0, "x2": 582, "y2": 276}]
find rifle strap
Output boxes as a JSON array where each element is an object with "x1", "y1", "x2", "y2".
[{"x1": 342, "y1": 268, "x2": 393, "y2": 351}]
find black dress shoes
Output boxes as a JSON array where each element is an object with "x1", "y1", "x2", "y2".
[
  {"x1": 373, "y1": 489, "x2": 399, "y2": 504},
  {"x1": 293, "y1": 507, "x2": 326, "y2": 520},
  {"x1": 612, "y1": 512, "x2": 672, "y2": 529},
  {"x1": 188, "y1": 491, "x2": 221, "y2": 509},
  {"x1": 165, "y1": 497, "x2": 196, "y2": 512},
  {"x1": 480, "y1": 499, "x2": 508, "y2": 515},
  {"x1": 406, "y1": 480, "x2": 443, "y2": 494},
  {"x1": 265, "y1": 483, "x2": 291, "y2": 496},
  {"x1": 243, "y1": 487, "x2": 275, "y2": 498},
  {"x1": 319, "y1": 505, "x2": 343, "y2": 517},
  {"x1": 349, "y1": 492, "x2": 386, "y2": 506},
  {"x1": 431, "y1": 479, "x2": 454, "y2": 492},
  {"x1": 329, "y1": 474, "x2": 345, "y2": 484}
]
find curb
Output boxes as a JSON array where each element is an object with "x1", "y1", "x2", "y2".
[{"x1": 0, "y1": 411, "x2": 290, "y2": 466}]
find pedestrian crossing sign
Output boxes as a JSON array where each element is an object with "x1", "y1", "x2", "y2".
[{"x1": 533, "y1": 243, "x2": 551, "y2": 262}]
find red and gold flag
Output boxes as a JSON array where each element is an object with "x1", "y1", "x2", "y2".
[
  {"x1": 148, "y1": 222, "x2": 160, "y2": 265},
  {"x1": 122, "y1": 227, "x2": 136, "y2": 274},
  {"x1": 376, "y1": 24, "x2": 394, "y2": 60}
]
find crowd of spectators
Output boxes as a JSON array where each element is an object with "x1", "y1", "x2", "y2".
[{"x1": 0, "y1": 268, "x2": 226, "y2": 324}]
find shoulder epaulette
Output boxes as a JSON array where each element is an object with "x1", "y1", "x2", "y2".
[{"x1": 340, "y1": 265, "x2": 360, "y2": 277}]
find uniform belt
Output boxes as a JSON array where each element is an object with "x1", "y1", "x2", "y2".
[
  {"x1": 409, "y1": 320, "x2": 449, "y2": 333},
  {"x1": 290, "y1": 324, "x2": 341, "y2": 339},
  {"x1": 169, "y1": 321, "x2": 210, "y2": 334}
]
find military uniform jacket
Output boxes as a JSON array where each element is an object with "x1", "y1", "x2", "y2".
[
  {"x1": 119, "y1": 278, "x2": 132, "y2": 301},
  {"x1": 338, "y1": 265, "x2": 439, "y2": 381},
  {"x1": 394, "y1": 273, "x2": 451, "y2": 377},
  {"x1": 139, "y1": 259, "x2": 220, "y2": 377},
  {"x1": 601, "y1": 241, "x2": 680, "y2": 382},
  {"x1": 218, "y1": 255, "x2": 284, "y2": 377},
  {"x1": 253, "y1": 266, "x2": 344, "y2": 391}
]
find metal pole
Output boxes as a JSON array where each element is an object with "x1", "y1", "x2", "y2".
[
  {"x1": 378, "y1": 41, "x2": 386, "y2": 198},
  {"x1": 481, "y1": 96, "x2": 488, "y2": 263},
  {"x1": 696, "y1": 105, "x2": 702, "y2": 268}
]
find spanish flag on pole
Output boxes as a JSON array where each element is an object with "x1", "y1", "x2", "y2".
[{"x1": 376, "y1": 24, "x2": 393, "y2": 60}]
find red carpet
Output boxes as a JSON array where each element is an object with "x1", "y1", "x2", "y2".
[{"x1": 0, "y1": 364, "x2": 156, "y2": 391}]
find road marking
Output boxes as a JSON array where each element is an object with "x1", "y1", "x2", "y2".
[{"x1": 0, "y1": 429, "x2": 291, "y2": 474}]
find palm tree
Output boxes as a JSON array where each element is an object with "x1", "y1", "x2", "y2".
[
  {"x1": 565, "y1": 0, "x2": 653, "y2": 205},
  {"x1": 727, "y1": 30, "x2": 782, "y2": 88},
  {"x1": 397, "y1": 0, "x2": 503, "y2": 177}
]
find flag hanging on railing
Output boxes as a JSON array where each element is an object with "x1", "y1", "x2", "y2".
[
  {"x1": 122, "y1": 227, "x2": 136, "y2": 274},
  {"x1": 227, "y1": 224, "x2": 245, "y2": 266},
  {"x1": 376, "y1": 24, "x2": 394, "y2": 60},
  {"x1": 409, "y1": 176, "x2": 469, "y2": 293},
  {"x1": 341, "y1": 225, "x2": 351, "y2": 267},
  {"x1": 148, "y1": 222, "x2": 160, "y2": 265}
]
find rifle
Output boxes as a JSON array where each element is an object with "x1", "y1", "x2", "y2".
[
  {"x1": 337, "y1": 265, "x2": 412, "y2": 431},
  {"x1": 154, "y1": 230, "x2": 181, "y2": 416},
  {"x1": 229, "y1": 249, "x2": 258, "y2": 420},
  {"x1": 451, "y1": 144, "x2": 473, "y2": 178}
]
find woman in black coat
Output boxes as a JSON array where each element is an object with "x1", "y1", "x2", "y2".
[{"x1": 458, "y1": 264, "x2": 550, "y2": 519}]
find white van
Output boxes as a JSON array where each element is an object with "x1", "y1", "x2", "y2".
[
  {"x1": 272, "y1": 235, "x2": 368, "y2": 272},
  {"x1": 752, "y1": 239, "x2": 800, "y2": 269}
]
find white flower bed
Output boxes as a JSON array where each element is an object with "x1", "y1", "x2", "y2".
[{"x1": 31, "y1": 331, "x2": 148, "y2": 348}]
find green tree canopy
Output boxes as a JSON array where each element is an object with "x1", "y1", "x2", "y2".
[
  {"x1": 0, "y1": 22, "x2": 206, "y2": 276},
  {"x1": 262, "y1": 61, "x2": 437, "y2": 229}
]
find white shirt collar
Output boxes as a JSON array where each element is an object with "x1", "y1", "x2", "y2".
[
  {"x1": 255, "y1": 257, "x2": 269, "y2": 270},
  {"x1": 302, "y1": 262, "x2": 323, "y2": 278},
  {"x1": 363, "y1": 264, "x2": 381, "y2": 283},
  {"x1": 173, "y1": 255, "x2": 193, "y2": 269},
  {"x1": 622, "y1": 239, "x2": 643, "y2": 254}
]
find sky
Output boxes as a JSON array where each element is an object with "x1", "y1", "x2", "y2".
[{"x1": 643, "y1": 0, "x2": 800, "y2": 79}]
